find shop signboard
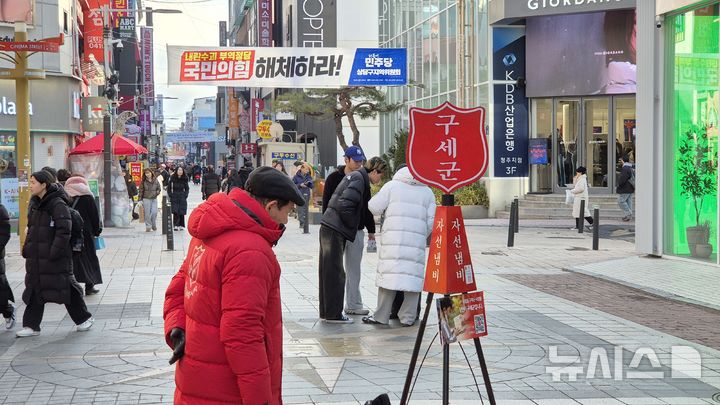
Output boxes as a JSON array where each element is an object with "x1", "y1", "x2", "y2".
[
  {"x1": 118, "y1": 16, "x2": 136, "y2": 39},
  {"x1": 297, "y1": 0, "x2": 337, "y2": 47},
  {"x1": 228, "y1": 88, "x2": 239, "y2": 129},
  {"x1": 0, "y1": 178, "x2": 19, "y2": 219},
  {"x1": 141, "y1": 27, "x2": 155, "y2": 104},
  {"x1": 491, "y1": 0, "x2": 635, "y2": 23},
  {"x1": 83, "y1": 8, "x2": 105, "y2": 63},
  {"x1": 167, "y1": 46, "x2": 407, "y2": 88},
  {"x1": 251, "y1": 98, "x2": 264, "y2": 132},
  {"x1": 493, "y1": 27, "x2": 529, "y2": 177},
  {"x1": 128, "y1": 162, "x2": 143, "y2": 186},
  {"x1": 257, "y1": 120, "x2": 273, "y2": 139},
  {"x1": 258, "y1": 0, "x2": 273, "y2": 47},
  {"x1": 241, "y1": 143, "x2": 257, "y2": 154},
  {"x1": 271, "y1": 152, "x2": 299, "y2": 160},
  {"x1": 82, "y1": 97, "x2": 107, "y2": 132}
]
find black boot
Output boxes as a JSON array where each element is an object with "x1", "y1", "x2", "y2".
[{"x1": 85, "y1": 284, "x2": 100, "y2": 296}]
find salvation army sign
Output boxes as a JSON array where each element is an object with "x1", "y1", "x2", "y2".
[
  {"x1": 407, "y1": 102, "x2": 488, "y2": 194},
  {"x1": 166, "y1": 46, "x2": 407, "y2": 88}
]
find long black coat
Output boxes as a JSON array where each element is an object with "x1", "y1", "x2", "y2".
[
  {"x1": 22, "y1": 185, "x2": 81, "y2": 305},
  {"x1": 71, "y1": 195, "x2": 103, "y2": 285},
  {"x1": 168, "y1": 174, "x2": 190, "y2": 215},
  {"x1": 201, "y1": 172, "x2": 221, "y2": 198},
  {"x1": 0, "y1": 204, "x2": 14, "y2": 305}
]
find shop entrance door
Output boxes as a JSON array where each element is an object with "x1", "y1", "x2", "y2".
[{"x1": 553, "y1": 98, "x2": 612, "y2": 193}]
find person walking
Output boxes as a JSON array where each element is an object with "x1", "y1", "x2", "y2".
[
  {"x1": 570, "y1": 166, "x2": 594, "y2": 231},
  {"x1": 164, "y1": 166, "x2": 305, "y2": 405},
  {"x1": 158, "y1": 163, "x2": 171, "y2": 189},
  {"x1": 617, "y1": 154, "x2": 635, "y2": 221},
  {"x1": 293, "y1": 163, "x2": 314, "y2": 228},
  {"x1": 168, "y1": 167, "x2": 190, "y2": 231},
  {"x1": 201, "y1": 165, "x2": 221, "y2": 200},
  {"x1": 17, "y1": 171, "x2": 94, "y2": 338},
  {"x1": 361, "y1": 167, "x2": 435, "y2": 326},
  {"x1": 237, "y1": 160, "x2": 254, "y2": 189},
  {"x1": 64, "y1": 176, "x2": 103, "y2": 296},
  {"x1": 0, "y1": 203, "x2": 15, "y2": 329},
  {"x1": 139, "y1": 168, "x2": 161, "y2": 232}
]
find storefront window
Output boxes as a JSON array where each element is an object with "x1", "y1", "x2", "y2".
[{"x1": 666, "y1": 4, "x2": 720, "y2": 262}]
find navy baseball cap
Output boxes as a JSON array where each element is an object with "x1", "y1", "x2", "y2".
[{"x1": 343, "y1": 146, "x2": 366, "y2": 162}]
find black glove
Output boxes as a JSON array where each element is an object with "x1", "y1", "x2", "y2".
[{"x1": 168, "y1": 328, "x2": 186, "y2": 365}]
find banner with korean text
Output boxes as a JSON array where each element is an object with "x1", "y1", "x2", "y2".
[
  {"x1": 167, "y1": 46, "x2": 407, "y2": 88},
  {"x1": 141, "y1": 27, "x2": 154, "y2": 105}
]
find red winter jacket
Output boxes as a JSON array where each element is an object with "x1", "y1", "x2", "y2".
[{"x1": 164, "y1": 189, "x2": 285, "y2": 404}]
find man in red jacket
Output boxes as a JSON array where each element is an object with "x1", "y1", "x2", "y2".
[{"x1": 164, "y1": 166, "x2": 305, "y2": 405}]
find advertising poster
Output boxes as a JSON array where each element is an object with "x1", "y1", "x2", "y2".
[
  {"x1": 493, "y1": 27, "x2": 529, "y2": 177},
  {"x1": 437, "y1": 291, "x2": 488, "y2": 345},
  {"x1": 0, "y1": 178, "x2": 19, "y2": 219},
  {"x1": 0, "y1": 0, "x2": 33, "y2": 24},
  {"x1": 83, "y1": 8, "x2": 104, "y2": 63},
  {"x1": 526, "y1": 10, "x2": 637, "y2": 97},
  {"x1": 167, "y1": 46, "x2": 407, "y2": 88},
  {"x1": 128, "y1": 162, "x2": 143, "y2": 186},
  {"x1": 528, "y1": 138, "x2": 549, "y2": 165},
  {"x1": 87, "y1": 179, "x2": 99, "y2": 198}
]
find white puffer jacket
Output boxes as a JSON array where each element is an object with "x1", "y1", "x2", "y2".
[{"x1": 368, "y1": 167, "x2": 436, "y2": 292}]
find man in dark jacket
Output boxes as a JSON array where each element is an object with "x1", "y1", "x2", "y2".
[
  {"x1": 201, "y1": 165, "x2": 222, "y2": 200},
  {"x1": 164, "y1": 166, "x2": 304, "y2": 404},
  {"x1": 616, "y1": 154, "x2": 634, "y2": 221},
  {"x1": 236, "y1": 160, "x2": 254, "y2": 190}
]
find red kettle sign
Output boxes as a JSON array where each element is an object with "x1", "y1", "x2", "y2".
[{"x1": 406, "y1": 102, "x2": 488, "y2": 193}]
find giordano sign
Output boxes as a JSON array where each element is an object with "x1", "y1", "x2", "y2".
[{"x1": 490, "y1": 0, "x2": 636, "y2": 24}]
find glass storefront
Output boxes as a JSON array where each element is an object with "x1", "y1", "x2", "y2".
[
  {"x1": 528, "y1": 96, "x2": 636, "y2": 194},
  {"x1": 664, "y1": 3, "x2": 720, "y2": 262}
]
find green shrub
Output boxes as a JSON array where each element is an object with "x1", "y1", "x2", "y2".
[{"x1": 432, "y1": 181, "x2": 489, "y2": 208}]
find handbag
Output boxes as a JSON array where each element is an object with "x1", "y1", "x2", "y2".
[
  {"x1": 565, "y1": 189, "x2": 575, "y2": 205},
  {"x1": 94, "y1": 236, "x2": 106, "y2": 250}
]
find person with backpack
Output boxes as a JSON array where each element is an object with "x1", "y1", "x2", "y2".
[
  {"x1": 17, "y1": 171, "x2": 94, "y2": 338},
  {"x1": 617, "y1": 154, "x2": 635, "y2": 222},
  {"x1": 64, "y1": 176, "x2": 104, "y2": 296}
]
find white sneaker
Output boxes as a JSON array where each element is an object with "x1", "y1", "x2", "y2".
[
  {"x1": 16, "y1": 327, "x2": 39, "y2": 338},
  {"x1": 5, "y1": 304, "x2": 15, "y2": 329},
  {"x1": 77, "y1": 317, "x2": 94, "y2": 332}
]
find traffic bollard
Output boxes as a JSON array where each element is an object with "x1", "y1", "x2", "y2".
[
  {"x1": 165, "y1": 198, "x2": 174, "y2": 251},
  {"x1": 592, "y1": 207, "x2": 600, "y2": 250},
  {"x1": 578, "y1": 199, "x2": 586, "y2": 234},
  {"x1": 513, "y1": 197, "x2": 519, "y2": 233},
  {"x1": 507, "y1": 201, "x2": 516, "y2": 247},
  {"x1": 161, "y1": 196, "x2": 168, "y2": 235},
  {"x1": 303, "y1": 193, "x2": 310, "y2": 234}
]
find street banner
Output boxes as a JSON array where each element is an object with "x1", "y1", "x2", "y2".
[
  {"x1": 82, "y1": 97, "x2": 107, "y2": 132},
  {"x1": 0, "y1": 42, "x2": 58, "y2": 52},
  {"x1": 165, "y1": 131, "x2": 221, "y2": 143},
  {"x1": 128, "y1": 162, "x2": 143, "y2": 186},
  {"x1": 167, "y1": 46, "x2": 407, "y2": 88},
  {"x1": 141, "y1": 27, "x2": 155, "y2": 104},
  {"x1": 407, "y1": 102, "x2": 488, "y2": 194},
  {"x1": 228, "y1": 88, "x2": 239, "y2": 129},
  {"x1": 139, "y1": 108, "x2": 151, "y2": 136},
  {"x1": 437, "y1": 291, "x2": 488, "y2": 345},
  {"x1": 423, "y1": 206, "x2": 477, "y2": 294},
  {"x1": 257, "y1": 0, "x2": 272, "y2": 47},
  {"x1": 83, "y1": 8, "x2": 105, "y2": 63}
]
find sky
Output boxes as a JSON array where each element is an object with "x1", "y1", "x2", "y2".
[{"x1": 145, "y1": 0, "x2": 228, "y2": 130}]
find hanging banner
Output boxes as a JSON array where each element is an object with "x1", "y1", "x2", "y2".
[
  {"x1": 251, "y1": 98, "x2": 264, "y2": 132},
  {"x1": 257, "y1": 0, "x2": 273, "y2": 47},
  {"x1": 141, "y1": 27, "x2": 155, "y2": 104},
  {"x1": 228, "y1": 88, "x2": 239, "y2": 129},
  {"x1": 167, "y1": 46, "x2": 407, "y2": 88},
  {"x1": 165, "y1": 131, "x2": 222, "y2": 143},
  {"x1": 83, "y1": 8, "x2": 105, "y2": 63}
]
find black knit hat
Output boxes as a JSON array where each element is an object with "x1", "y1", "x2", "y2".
[
  {"x1": 576, "y1": 166, "x2": 587, "y2": 175},
  {"x1": 245, "y1": 166, "x2": 305, "y2": 206}
]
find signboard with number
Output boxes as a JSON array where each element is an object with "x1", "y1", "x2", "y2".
[
  {"x1": 167, "y1": 46, "x2": 407, "y2": 88},
  {"x1": 406, "y1": 102, "x2": 488, "y2": 194},
  {"x1": 423, "y1": 206, "x2": 477, "y2": 294}
]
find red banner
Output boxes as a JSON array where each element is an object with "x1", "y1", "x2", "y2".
[
  {"x1": 251, "y1": 98, "x2": 264, "y2": 132},
  {"x1": 141, "y1": 27, "x2": 154, "y2": 103},
  {"x1": 179, "y1": 50, "x2": 254, "y2": 83},
  {"x1": 423, "y1": 206, "x2": 476, "y2": 295},
  {"x1": 128, "y1": 162, "x2": 143, "y2": 187},
  {"x1": 257, "y1": 0, "x2": 273, "y2": 47},
  {"x1": 83, "y1": 8, "x2": 105, "y2": 63},
  {"x1": 113, "y1": 0, "x2": 128, "y2": 27},
  {"x1": 0, "y1": 42, "x2": 59, "y2": 53},
  {"x1": 240, "y1": 143, "x2": 257, "y2": 154}
]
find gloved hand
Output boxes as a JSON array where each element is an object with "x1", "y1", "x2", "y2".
[{"x1": 168, "y1": 328, "x2": 186, "y2": 365}]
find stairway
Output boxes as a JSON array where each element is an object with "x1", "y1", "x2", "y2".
[{"x1": 495, "y1": 193, "x2": 634, "y2": 220}]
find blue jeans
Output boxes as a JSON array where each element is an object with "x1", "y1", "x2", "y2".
[{"x1": 618, "y1": 193, "x2": 633, "y2": 217}]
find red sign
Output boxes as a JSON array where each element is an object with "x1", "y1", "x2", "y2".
[
  {"x1": 113, "y1": 0, "x2": 128, "y2": 27},
  {"x1": 423, "y1": 206, "x2": 476, "y2": 295},
  {"x1": 251, "y1": 98, "x2": 264, "y2": 132},
  {"x1": 0, "y1": 41, "x2": 59, "y2": 53},
  {"x1": 179, "y1": 50, "x2": 254, "y2": 83},
  {"x1": 407, "y1": 102, "x2": 488, "y2": 194},
  {"x1": 83, "y1": 8, "x2": 105, "y2": 63},
  {"x1": 437, "y1": 291, "x2": 488, "y2": 345},
  {"x1": 240, "y1": 143, "x2": 257, "y2": 154},
  {"x1": 257, "y1": 0, "x2": 273, "y2": 47},
  {"x1": 141, "y1": 27, "x2": 154, "y2": 104},
  {"x1": 128, "y1": 162, "x2": 143, "y2": 187}
]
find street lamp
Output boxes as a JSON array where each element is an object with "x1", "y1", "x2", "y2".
[{"x1": 97, "y1": 5, "x2": 181, "y2": 227}]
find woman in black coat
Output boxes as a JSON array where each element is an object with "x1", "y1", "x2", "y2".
[
  {"x1": 168, "y1": 166, "x2": 190, "y2": 231},
  {"x1": 64, "y1": 176, "x2": 103, "y2": 295},
  {"x1": 0, "y1": 203, "x2": 15, "y2": 329},
  {"x1": 17, "y1": 171, "x2": 93, "y2": 337}
]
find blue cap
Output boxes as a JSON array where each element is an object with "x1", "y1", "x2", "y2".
[{"x1": 343, "y1": 145, "x2": 366, "y2": 162}]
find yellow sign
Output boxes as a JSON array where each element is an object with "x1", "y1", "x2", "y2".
[{"x1": 257, "y1": 119, "x2": 273, "y2": 139}]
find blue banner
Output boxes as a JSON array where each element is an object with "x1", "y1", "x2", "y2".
[
  {"x1": 493, "y1": 27, "x2": 529, "y2": 177},
  {"x1": 348, "y1": 48, "x2": 407, "y2": 86}
]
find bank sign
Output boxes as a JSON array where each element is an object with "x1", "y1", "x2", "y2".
[{"x1": 493, "y1": 27, "x2": 528, "y2": 178}]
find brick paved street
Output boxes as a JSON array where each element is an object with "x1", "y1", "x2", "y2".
[{"x1": 0, "y1": 186, "x2": 718, "y2": 404}]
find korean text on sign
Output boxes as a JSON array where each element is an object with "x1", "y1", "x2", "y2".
[
  {"x1": 180, "y1": 50, "x2": 255, "y2": 82},
  {"x1": 255, "y1": 55, "x2": 343, "y2": 79}
]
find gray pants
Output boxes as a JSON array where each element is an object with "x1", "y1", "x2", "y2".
[
  {"x1": 618, "y1": 193, "x2": 633, "y2": 217},
  {"x1": 344, "y1": 229, "x2": 364, "y2": 311},
  {"x1": 142, "y1": 198, "x2": 158, "y2": 230},
  {"x1": 374, "y1": 287, "x2": 419, "y2": 325}
]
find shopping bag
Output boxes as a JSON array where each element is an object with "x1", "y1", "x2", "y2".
[
  {"x1": 366, "y1": 239, "x2": 377, "y2": 253},
  {"x1": 137, "y1": 203, "x2": 144, "y2": 222},
  {"x1": 94, "y1": 236, "x2": 106, "y2": 250},
  {"x1": 565, "y1": 189, "x2": 574, "y2": 205}
]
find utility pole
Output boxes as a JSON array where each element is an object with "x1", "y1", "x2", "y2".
[
  {"x1": 457, "y1": 0, "x2": 465, "y2": 108},
  {"x1": 102, "y1": 4, "x2": 115, "y2": 227}
]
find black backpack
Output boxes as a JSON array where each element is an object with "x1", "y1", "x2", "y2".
[{"x1": 69, "y1": 199, "x2": 85, "y2": 252}]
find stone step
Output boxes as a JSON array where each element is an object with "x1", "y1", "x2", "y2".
[
  {"x1": 520, "y1": 193, "x2": 633, "y2": 203},
  {"x1": 513, "y1": 200, "x2": 625, "y2": 209},
  {"x1": 497, "y1": 207, "x2": 630, "y2": 220}
]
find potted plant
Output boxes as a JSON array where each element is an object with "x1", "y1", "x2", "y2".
[
  {"x1": 432, "y1": 181, "x2": 490, "y2": 219},
  {"x1": 677, "y1": 124, "x2": 716, "y2": 258}
]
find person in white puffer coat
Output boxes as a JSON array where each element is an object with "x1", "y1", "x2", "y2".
[{"x1": 363, "y1": 167, "x2": 436, "y2": 326}]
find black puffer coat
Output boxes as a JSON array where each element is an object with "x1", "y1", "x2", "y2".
[
  {"x1": 201, "y1": 172, "x2": 221, "y2": 198},
  {"x1": 168, "y1": 174, "x2": 190, "y2": 215},
  {"x1": 0, "y1": 204, "x2": 14, "y2": 305},
  {"x1": 320, "y1": 168, "x2": 369, "y2": 242},
  {"x1": 71, "y1": 195, "x2": 103, "y2": 285},
  {"x1": 22, "y1": 184, "x2": 81, "y2": 305}
]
